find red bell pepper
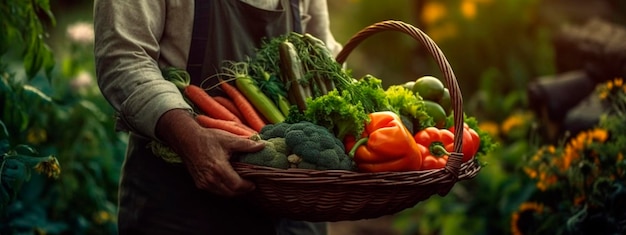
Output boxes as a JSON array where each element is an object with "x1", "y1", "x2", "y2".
[
  {"x1": 413, "y1": 127, "x2": 455, "y2": 170},
  {"x1": 449, "y1": 123, "x2": 480, "y2": 162}
]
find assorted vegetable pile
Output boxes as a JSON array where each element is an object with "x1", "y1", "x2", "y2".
[{"x1": 156, "y1": 32, "x2": 495, "y2": 172}]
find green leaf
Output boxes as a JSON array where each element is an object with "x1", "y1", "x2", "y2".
[
  {"x1": 0, "y1": 121, "x2": 8, "y2": 140},
  {"x1": 24, "y1": 37, "x2": 44, "y2": 79},
  {"x1": 3, "y1": 102, "x2": 29, "y2": 133},
  {"x1": 13, "y1": 144, "x2": 38, "y2": 156},
  {"x1": 42, "y1": 44, "x2": 56, "y2": 80},
  {"x1": 22, "y1": 84, "x2": 52, "y2": 104},
  {"x1": 34, "y1": 0, "x2": 56, "y2": 26},
  {"x1": 0, "y1": 158, "x2": 28, "y2": 205},
  {"x1": 0, "y1": 120, "x2": 10, "y2": 154}
]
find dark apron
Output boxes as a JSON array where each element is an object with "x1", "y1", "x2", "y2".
[
  {"x1": 118, "y1": 0, "x2": 326, "y2": 234},
  {"x1": 187, "y1": 0, "x2": 301, "y2": 90}
]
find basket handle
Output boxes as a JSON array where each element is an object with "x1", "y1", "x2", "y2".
[{"x1": 335, "y1": 20, "x2": 465, "y2": 180}]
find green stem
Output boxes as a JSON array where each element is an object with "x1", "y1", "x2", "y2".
[
  {"x1": 161, "y1": 67, "x2": 191, "y2": 91},
  {"x1": 348, "y1": 137, "x2": 369, "y2": 158},
  {"x1": 430, "y1": 143, "x2": 451, "y2": 157}
]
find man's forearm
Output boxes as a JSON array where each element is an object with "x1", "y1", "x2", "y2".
[{"x1": 156, "y1": 108, "x2": 198, "y2": 145}]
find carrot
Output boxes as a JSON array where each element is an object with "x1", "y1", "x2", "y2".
[
  {"x1": 213, "y1": 96, "x2": 245, "y2": 122},
  {"x1": 195, "y1": 114, "x2": 256, "y2": 137},
  {"x1": 184, "y1": 84, "x2": 243, "y2": 124},
  {"x1": 218, "y1": 80, "x2": 267, "y2": 132}
]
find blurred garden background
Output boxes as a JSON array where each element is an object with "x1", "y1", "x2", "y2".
[{"x1": 2, "y1": 0, "x2": 625, "y2": 234}]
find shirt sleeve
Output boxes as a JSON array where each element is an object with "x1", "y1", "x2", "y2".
[
  {"x1": 300, "y1": 0, "x2": 343, "y2": 56},
  {"x1": 94, "y1": 0, "x2": 193, "y2": 140}
]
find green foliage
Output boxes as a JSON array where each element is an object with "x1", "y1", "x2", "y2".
[
  {"x1": 1, "y1": 2, "x2": 126, "y2": 233},
  {"x1": 1, "y1": 0, "x2": 56, "y2": 79},
  {"x1": 1, "y1": 69, "x2": 124, "y2": 234},
  {"x1": 433, "y1": 0, "x2": 556, "y2": 99},
  {"x1": 0, "y1": 3, "x2": 60, "y2": 214},
  {"x1": 328, "y1": 0, "x2": 420, "y2": 88},
  {"x1": 0, "y1": 120, "x2": 60, "y2": 211}
]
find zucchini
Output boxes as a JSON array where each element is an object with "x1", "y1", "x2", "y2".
[{"x1": 279, "y1": 40, "x2": 311, "y2": 111}]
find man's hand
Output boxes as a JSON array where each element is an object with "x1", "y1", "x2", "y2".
[{"x1": 156, "y1": 109, "x2": 264, "y2": 196}]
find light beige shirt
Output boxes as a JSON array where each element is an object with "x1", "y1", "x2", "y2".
[{"x1": 94, "y1": 0, "x2": 342, "y2": 140}]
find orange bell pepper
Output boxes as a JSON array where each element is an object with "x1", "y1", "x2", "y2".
[
  {"x1": 413, "y1": 127, "x2": 455, "y2": 170},
  {"x1": 344, "y1": 111, "x2": 423, "y2": 172}
]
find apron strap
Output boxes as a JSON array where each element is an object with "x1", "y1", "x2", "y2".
[
  {"x1": 289, "y1": 0, "x2": 302, "y2": 33},
  {"x1": 186, "y1": 0, "x2": 211, "y2": 84}
]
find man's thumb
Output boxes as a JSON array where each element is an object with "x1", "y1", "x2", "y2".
[{"x1": 230, "y1": 137, "x2": 265, "y2": 153}]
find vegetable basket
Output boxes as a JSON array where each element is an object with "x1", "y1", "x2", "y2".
[{"x1": 232, "y1": 20, "x2": 481, "y2": 222}]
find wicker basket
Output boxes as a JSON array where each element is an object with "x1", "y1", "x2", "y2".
[{"x1": 232, "y1": 20, "x2": 481, "y2": 222}]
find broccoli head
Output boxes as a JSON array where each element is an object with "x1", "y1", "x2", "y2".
[
  {"x1": 259, "y1": 122, "x2": 291, "y2": 139},
  {"x1": 283, "y1": 121, "x2": 355, "y2": 171},
  {"x1": 236, "y1": 137, "x2": 290, "y2": 169},
  {"x1": 256, "y1": 121, "x2": 356, "y2": 171}
]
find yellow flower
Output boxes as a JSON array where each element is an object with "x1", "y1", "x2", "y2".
[
  {"x1": 599, "y1": 90, "x2": 609, "y2": 100},
  {"x1": 34, "y1": 156, "x2": 61, "y2": 179},
  {"x1": 511, "y1": 213, "x2": 522, "y2": 235},
  {"x1": 461, "y1": 0, "x2": 477, "y2": 20},
  {"x1": 523, "y1": 167, "x2": 538, "y2": 179},
  {"x1": 525, "y1": 145, "x2": 559, "y2": 184},
  {"x1": 597, "y1": 77, "x2": 626, "y2": 100},
  {"x1": 530, "y1": 145, "x2": 555, "y2": 162},
  {"x1": 536, "y1": 171, "x2": 557, "y2": 191},
  {"x1": 93, "y1": 210, "x2": 114, "y2": 224},
  {"x1": 426, "y1": 21, "x2": 458, "y2": 42},
  {"x1": 560, "y1": 136, "x2": 584, "y2": 171},
  {"x1": 478, "y1": 121, "x2": 499, "y2": 138},
  {"x1": 556, "y1": 128, "x2": 608, "y2": 172},
  {"x1": 26, "y1": 127, "x2": 47, "y2": 145},
  {"x1": 519, "y1": 202, "x2": 544, "y2": 212},
  {"x1": 511, "y1": 202, "x2": 544, "y2": 235},
  {"x1": 422, "y1": 2, "x2": 447, "y2": 25},
  {"x1": 501, "y1": 113, "x2": 528, "y2": 135},
  {"x1": 589, "y1": 128, "x2": 608, "y2": 142}
]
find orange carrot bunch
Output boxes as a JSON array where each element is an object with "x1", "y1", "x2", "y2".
[{"x1": 162, "y1": 67, "x2": 268, "y2": 138}]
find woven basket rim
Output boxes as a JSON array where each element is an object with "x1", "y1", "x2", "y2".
[{"x1": 233, "y1": 159, "x2": 480, "y2": 186}]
